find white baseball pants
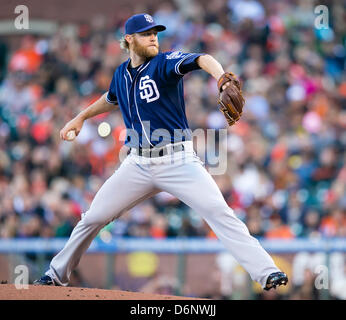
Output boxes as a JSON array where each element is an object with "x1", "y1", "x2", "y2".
[{"x1": 46, "y1": 142, "x2": 280, "y2": 288}]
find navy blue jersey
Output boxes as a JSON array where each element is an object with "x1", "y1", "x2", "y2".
[{"x1": 106, "y1": 51, "x2": 205, "y2": 148}]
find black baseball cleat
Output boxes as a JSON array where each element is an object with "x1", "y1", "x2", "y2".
[
  {"x1": 33, "y1": 275, "x2": 58, "y2": 286},
  {"x1": 264, "y1": 272, "x2": 288, "y2": 291}
]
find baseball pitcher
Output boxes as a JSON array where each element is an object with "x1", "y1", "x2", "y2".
[{"x1": 34, "y1": 13, "x2": 288, "y2": 291}]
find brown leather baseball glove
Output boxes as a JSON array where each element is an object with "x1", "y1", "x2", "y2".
[{"x1": 217, "y1": 72, "x2": 245, "y2": 126}]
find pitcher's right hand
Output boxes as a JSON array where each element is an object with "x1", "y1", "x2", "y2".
[{"x1": 60, "y1": 116, "x2": 84, "y2": 141}]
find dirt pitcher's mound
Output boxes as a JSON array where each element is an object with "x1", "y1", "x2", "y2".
[{"x1": 0, "y1": 284, "x2": 203, "y2": 300}]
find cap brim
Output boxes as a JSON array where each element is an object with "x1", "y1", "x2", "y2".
[{"x1": 135, "y1": 24, "x2": 166, "y2": 33}]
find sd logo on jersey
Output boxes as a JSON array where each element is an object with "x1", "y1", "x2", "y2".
[{"x1": 139, "y1": 75, "x2": 160, "y2": 103}]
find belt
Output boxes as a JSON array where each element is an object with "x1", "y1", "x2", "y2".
[{"x1": 130, "y1": 142, "x2": 186, "y2": 158}]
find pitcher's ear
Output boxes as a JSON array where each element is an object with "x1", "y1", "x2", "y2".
[{"x1": 125, "y1": 34, "x2": 133, "y2": 44}]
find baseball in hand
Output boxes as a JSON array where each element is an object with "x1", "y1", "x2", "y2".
[{"x1": 66, "y1": 130, "x2": 76, "y2": 141}]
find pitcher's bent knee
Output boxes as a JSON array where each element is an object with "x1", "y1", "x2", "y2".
[{"x1": 81, "y1": 210, "x2": 113, "y2": 228}]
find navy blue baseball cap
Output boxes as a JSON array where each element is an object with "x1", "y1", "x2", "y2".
[{"x1": 125, "y1": 13, "x2": 166, "y2": 35}]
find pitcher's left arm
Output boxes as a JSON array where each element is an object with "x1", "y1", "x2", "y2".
[{"x1": 196, "y1": 54, "x2": 245, "y2": 126}]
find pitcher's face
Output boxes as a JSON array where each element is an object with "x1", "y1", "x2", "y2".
[{"x1": 129, "y1": 29, "x2": 159, "y2": 58}]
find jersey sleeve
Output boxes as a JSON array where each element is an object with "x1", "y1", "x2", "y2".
[
  {"x1": 161, "y1": 51, "x2": 206, "y2": 82},
  {"x1": 106, "y1": 71, "x2": 118, "y2": 105}
]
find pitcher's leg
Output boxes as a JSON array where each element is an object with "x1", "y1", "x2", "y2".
[
  {"x1": 46, "y1": 156, "x2": 156, "y2": 286},
  {"x1": 155, "y1": 158, "x2": 280, "y2": 288}
]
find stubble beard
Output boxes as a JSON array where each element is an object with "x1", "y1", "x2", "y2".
[{"x1": 132, "y1": 38, "x2": 159, "y2": 58}]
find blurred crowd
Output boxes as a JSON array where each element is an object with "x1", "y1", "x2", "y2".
[{"x1": 0, "y1": 0, "x2": 345, "y2": 244}]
